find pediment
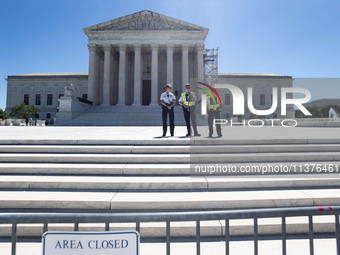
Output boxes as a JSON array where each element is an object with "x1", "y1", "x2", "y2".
[{"x1": 83, "y1": 10, "x2": 209, "y2": 32}]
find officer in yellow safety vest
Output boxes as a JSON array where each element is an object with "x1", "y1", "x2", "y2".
[
  {"x1": 207, "y1": 94, "x2": 222, "y2": 137},
  {"x1": 178, "y1": 83, "x2": 200, "y2": 136}
]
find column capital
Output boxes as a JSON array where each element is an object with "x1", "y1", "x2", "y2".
[
  {"x1": 181, "y1": 44, "x2": 190, "y2": 52},
  {"x1": 87, "y1": 44, "x2": 97, "y2": 52},
  {"x1": 118, "y1": 44, "x2": 127, "y2": 51},
  {"x1": 150, "y1": 43, "x2": 159, "y2": 51},
  {"x1": 133, "y1": 44, "x2": 142, "y2": 51},
  {"x1": 196, "y1": 44, "x2": 205, "y2": 53},
  {"x1": 102, "y1": 44, "x2": 112, "y2": 52},
  {"x1": 166, "y1": 44, "x2": 175, "y2": 52}
]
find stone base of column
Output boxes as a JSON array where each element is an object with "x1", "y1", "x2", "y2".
[
  {"x1": 115, "y1": 103, "x2": 126, "y2": 106},
  {"x1": 148, "y1": 103, "x2": 160, "y2": 107},
  {"x1": 100, "y1": 103, "x2": 111, "y2": 106}
]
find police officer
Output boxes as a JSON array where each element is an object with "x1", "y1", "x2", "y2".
[
  {"x1": 207, "y1": 93, "x2": 222, "y2": 137},
  {"x1": 160, "y1": 84, "x2": 176, "y2": 137},
  {"x1": 178, "y1": 83, "x2": 201, "y2": 136}
]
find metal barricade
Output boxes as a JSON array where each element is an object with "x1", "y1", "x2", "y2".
[{"x1": 1, "y1": 206, "x2": 340, "y2": 255}]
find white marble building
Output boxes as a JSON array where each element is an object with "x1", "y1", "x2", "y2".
[{"x1": 4, "y1": 10, "x2": 294, "y2": 121}]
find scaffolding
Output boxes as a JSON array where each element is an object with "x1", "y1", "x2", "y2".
[{"x1": 204, "y1": 48, "x2": 218, "y2": 86}]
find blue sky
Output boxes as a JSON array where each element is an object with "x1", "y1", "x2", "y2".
[{"x1": 0, "y1": 0, "x2": 339, "y2": 110}]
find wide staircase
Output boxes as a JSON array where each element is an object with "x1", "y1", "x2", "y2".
[
  {"x1": 54, "y1": 105, "x2": 192, "y2": 126},
  {"x1": 1, "y1": 137, "x2": 340, "y2": 238}
]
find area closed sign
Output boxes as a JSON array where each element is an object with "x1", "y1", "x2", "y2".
[{"x1": 42, "y1": 231, "x2": 139, "y2": 255}]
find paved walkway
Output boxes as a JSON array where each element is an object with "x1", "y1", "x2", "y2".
[{"x1": 0, "y1": 126, "x2": 340, "y2": 141}]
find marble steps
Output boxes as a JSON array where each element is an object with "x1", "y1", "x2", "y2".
[
  {"x1": 65, "y1": 106, "x2": 188, "y2": 126},
  {"x1": 0, "y1": 188, "x2": 339, "y2": 210},
  {"x1": 0, "y1": 215, "x2": 337, "y2": 237},
  {"x1": 1, "y1": 144, "x2": 340, "y2": 154},
  {"x1": 2, "y1": 151, "x2": 340, "y2": 163},
  {"x1": 0, "y1": 163, "x2": 189, "y2": 175},
  {"x1": 1, "y1": 162, "x2": 340, "y2": 175},
  {"x1": 1, "y1": 175, "x2": 340, "y2": 190},
  {"x1": 2, "y1": 138, "x2": 340, "y2": 145},
  {"x1": 1, "y1": 139, "x2": 340, "y2": 238},
  {"x1": 0, "y1": 145, "x2": 190, "y2": 154}
]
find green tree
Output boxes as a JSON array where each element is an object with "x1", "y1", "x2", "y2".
[
  {"x1": 0, "y1": 108, "x2": 9, "y2": 120},
  {"x1": 306, "y1": 106, "x2": 323, "y2": 118},
  {"x1": 9, "y1": 103, "x2": 39, "y2": 119}
]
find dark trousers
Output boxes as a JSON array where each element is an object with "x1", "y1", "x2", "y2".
[
  {"x1": 208, "y1": 109, "x2": 222, "y2": 136},
  {"x1": 182, "y1": 105, "x2": 198, "y2": 135},
  {"x1": 162, "y1": 105, "x2": 174, "y2": 135}
]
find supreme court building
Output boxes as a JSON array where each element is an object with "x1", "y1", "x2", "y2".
[{"x1": 5, "y1": 10, "x2": 294, "y2": 122}]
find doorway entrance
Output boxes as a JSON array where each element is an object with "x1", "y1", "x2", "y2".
[{"x1": 142, "y1": 80, "x2": 151, "y2": 105}]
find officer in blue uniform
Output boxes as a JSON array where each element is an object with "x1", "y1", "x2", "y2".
[{"x1": 160, "y1": 84, "x2": 176, "y2": 137}]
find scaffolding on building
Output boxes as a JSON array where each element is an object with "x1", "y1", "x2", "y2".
[{"x1": 204, "y1": 48, "x2": 218, "y2": 86}]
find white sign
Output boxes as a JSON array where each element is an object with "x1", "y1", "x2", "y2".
[{"x1": 42, "y1": 231, "x2": 140, "y2": 255}]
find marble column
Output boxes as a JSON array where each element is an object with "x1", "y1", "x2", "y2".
[
  {"x1": 133, "y1": 44, "x2": 142, "y2": 105},
  {"x1": 87, "y1": 44, "x2": 97, "y2": 103},
  {"x1": 166, "y1": 44, "x2": 174, "y2": 86},
  {"x1": 101, "y1": 45, "x2": 112, "y2": 106},
  {"x1": 6, "y1": 84, "x2": 11, "y2": 110},
  {"x1": 196, "y1": 44, "x2": 204, "y2": 80},
  {"x1": 94, "y1": 49, "x2": 101, "y2": 105},
  {"x1": 181, "y1": 44, "x2": 189, "y2": 90},
  {"x1": 196, "y1": 44, "x2": 205, "y2": 108},
  {"x1": 117, "y1": 44, "x2": 127, "y2": 106},
  {"x1": 150, "y1": 43, "x2": 159, "y2": 105}
]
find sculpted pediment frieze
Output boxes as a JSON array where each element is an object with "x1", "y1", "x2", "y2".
[{"x1": 84, "y1": 10, "x2": 208, "y2": 33}]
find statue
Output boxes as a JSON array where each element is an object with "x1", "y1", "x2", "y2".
[{"x1": 64, "y1": 83, "x2": 78, "y2": 97}]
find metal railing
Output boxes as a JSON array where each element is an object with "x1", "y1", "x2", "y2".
[{"x1": 1, "y1": 206, "x2": 340, "y2": 255}]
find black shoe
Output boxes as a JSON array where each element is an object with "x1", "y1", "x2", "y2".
[
  {"x1": 218, "y1": 135, "x2": 223, "y2": 138},
  {"x1": 186, "y1": 134, "x2": 190, "y2": 137},
  {"x1": 162, "y1": 134, "x2": 166, "y2": 137},
  {"x1": 171, "y1": 134, "x2": 174, "y2": 137},
  {"x1": 208, "y1": 135, "x2": 213, "y2": 138},
  {"x1": 194, "y1": 133, "x2": 201, "y2": 137}
]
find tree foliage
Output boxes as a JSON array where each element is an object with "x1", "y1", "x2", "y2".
[
  {"x1": 295, "y1": 105, "x2": 340, "y2": 118},
  {"x1": 9, "y1": 103, "x2": 39, "y2": 119},
  {"x1": 0, "y1": 108, "x2": 9, "y2": 120}
]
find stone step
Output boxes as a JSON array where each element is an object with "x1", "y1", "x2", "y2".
[
  {"x1": 2, "y1": 138, "x2": 340, "y2": 145},
  {"x1": 1, "y1": 175, "x2": 340, "y2": 190},
  {"x1": 0, "y1": 215, "x2": 337, "y2": 237},
  {"x1": 0, "y1": 153, "x2": 189, "y2": 163},
  {"x1": 0, "y1": 138, "x2": 190, "y2": 145},
  {"x1": 0, "y1": 163, "x2": 189, "y2": 175},
  {"x1": 196, "y1": 152, "x2": 340, "y2": 163},
  {"x1": 0, "y1": 188, "x2": 339, "y2": 210},
  {"x1": 1, "y1": 144, "x2": 340, "y2": 154},
  {"x1": 2, "y1": 151, "x2": 340, "y2": 163},
  {"x1": 0, "y1": 145, "x2": 189, "y2": 154},
  {"x1": 0, "y1": 162, "x2": 339, "y2": 175}
]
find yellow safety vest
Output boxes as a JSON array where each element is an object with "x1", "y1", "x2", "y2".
[
  {"x1": 207, "y1": 95, "x2": 221, "y2": 110},
  {"x1": 181, "y1": 92, "x2": 195, "y2": 107}
]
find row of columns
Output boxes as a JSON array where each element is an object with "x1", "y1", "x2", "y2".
[{"x1": 88, "y1": 43, "x2": 205, "y2": 106}]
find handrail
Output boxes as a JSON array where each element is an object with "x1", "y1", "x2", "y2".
[{"x1": 76, "y1": 97, "x2": 93, "y2": 105}]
